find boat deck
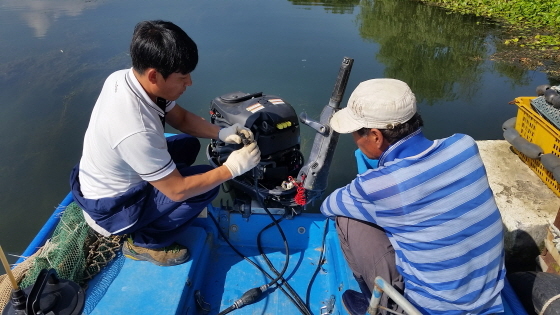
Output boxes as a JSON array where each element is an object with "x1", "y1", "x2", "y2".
[{"x1": 84, "y1": 207, "x2": 357, "y2": 315}]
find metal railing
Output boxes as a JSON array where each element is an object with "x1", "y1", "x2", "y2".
[{"x1": 368, "y1": 276, "x2": 421, "y2": 315}]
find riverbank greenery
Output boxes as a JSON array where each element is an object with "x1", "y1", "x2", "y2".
[{"x1": 416, "y1": 0, "x2": 560, "y2": 78}]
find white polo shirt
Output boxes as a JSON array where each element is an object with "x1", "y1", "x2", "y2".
[{"x1": 79, "y1": 68, "x2": 177, "y2": 199}]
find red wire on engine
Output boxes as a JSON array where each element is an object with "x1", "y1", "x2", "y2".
[{"x1": 288, "y1": 176, "x2": 306, "y2": 206}]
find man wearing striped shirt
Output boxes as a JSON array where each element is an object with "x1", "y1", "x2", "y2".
[{"x1": 321, "y1": 79, "x2": 505, "y2": 314}]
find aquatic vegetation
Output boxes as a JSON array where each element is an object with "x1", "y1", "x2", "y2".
[
  {"x1": 418, "y1": 0, "x2": 560, "y2": 78},
  {"x1": 418, "y1": 0, "x2": 560, "y2": 46}
]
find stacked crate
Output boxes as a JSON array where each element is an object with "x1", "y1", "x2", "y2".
[{"x1": 512, "y1": 95, "x2": 560, "y2": 196}]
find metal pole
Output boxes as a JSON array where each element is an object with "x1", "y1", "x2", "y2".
[{"x1": 367, "y1": 276, "x2": 422, "y2": 315}]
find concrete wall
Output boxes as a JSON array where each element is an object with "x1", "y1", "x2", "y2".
[{"x1": 477, "y1": 140, "x2": 559, "y2": 272}]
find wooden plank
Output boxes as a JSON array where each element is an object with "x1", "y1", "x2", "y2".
[
  {"x1": 540, "y1": 251, "x2": 560, "y2": 274},
  {"x1": 554, "y1": 206, "x2": 560, "y2": 229},
  {"x1": 538, "y1": 254, "x2": 549, "y2": 272},
  {"x1": 545, "y1": 230, "x2": 560, "y2": 270}
]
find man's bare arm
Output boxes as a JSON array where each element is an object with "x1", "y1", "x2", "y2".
[
  {"x1": 165, "y1": 105, "x2": 220, "y2": 139},
  {"x1": 150, "y1": 165, "x2": 232, "y2": 202}
]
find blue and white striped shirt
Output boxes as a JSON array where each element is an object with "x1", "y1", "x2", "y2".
[{"x1": 321, "y1": 130, "x2": 505, "y2": 314}]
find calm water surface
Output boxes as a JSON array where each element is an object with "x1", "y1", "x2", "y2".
[{"x1": 0, "y1": 0, "x2": 550, "y2": 263}]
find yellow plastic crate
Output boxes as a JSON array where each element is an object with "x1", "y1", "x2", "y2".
[{"x1": 513, "y1": 96, "x2": 560, "y2": 196}]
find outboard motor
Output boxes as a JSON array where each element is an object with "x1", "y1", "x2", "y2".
[
  {"x1": 207, "y1": 92, "x2": 304, "y2": 213},
  {"x1": 207, "y1": 57, "x2": 354, "y2": 216}
]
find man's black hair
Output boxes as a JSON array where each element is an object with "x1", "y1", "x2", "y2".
[
  {"x1": 356, "y1": 113, "x2": 424, "y2": 144},
  {"x1": 130, "y1": 20, "x2": 198, "y2": 79}
]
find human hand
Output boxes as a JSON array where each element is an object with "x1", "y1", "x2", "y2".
[
  {"x1": 218, "y1": 123, "x2": 254, "y2": 144},
  {"x1": 223, "y1": 142, "x2": 261, "y2": 178}
]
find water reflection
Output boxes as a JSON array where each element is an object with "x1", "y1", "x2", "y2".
[
  {"x1": 289, "y1": 0, "x2": 359, "y2": 14},
  {"x1": 287, "y1": 0, "x2": 536, "y2": 103},
  {"x1": 2, "y1": 0, "x2": 100, "y2": 38},
  {"x1": 356, "y1": 0, "x2": 491, "y2": 104}
]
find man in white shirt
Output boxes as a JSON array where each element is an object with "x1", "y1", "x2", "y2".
[{"x1": 70, "y1": 20, "x2": 260, "y2": 267}]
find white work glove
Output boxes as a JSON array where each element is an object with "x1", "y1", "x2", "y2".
[
  {"x1": 223, "y1": 142, "x2": 261, "y2": 178},
  {"x1": 218, "y1": 123, "x2": 254, "y2": 144}
]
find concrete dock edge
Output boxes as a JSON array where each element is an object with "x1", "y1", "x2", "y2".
[{"x1": 478, "y1": 140, "x2": 559, "y2": 271}]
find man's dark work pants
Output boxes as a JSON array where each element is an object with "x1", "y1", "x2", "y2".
[
  {"x1": 71, "y1": 134, "x2": 219, "y2": 249},
  {"x1": 336, "y1": 216, "x2": 405, "y2": 314}
]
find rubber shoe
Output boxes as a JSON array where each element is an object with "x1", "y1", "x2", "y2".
[
  {"x1": 342, "y1": 289, "x2": 370, "y2": 315},
  {"x1": 122, "y1": 239, "x2": 190, "y2": 267}
]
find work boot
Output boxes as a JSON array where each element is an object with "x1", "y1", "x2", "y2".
[
  {"x1": 342, "y1": 289, "x2": 369, "y2": 315},
  {"x1": 122, "y1": 238, "x2": 190, "y2": 267}
]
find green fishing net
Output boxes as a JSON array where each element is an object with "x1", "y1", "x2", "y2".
[{"x1": 19, "y1": 202, "x2": 122, "y2": 288}]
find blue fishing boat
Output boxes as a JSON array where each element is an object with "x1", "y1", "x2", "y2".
[
  {"x1": 2, "y1": 58, "x2": 528, "y2": 315},
  {"x1": 3, "y1": 197, "x2": 529, "y2": 315}
]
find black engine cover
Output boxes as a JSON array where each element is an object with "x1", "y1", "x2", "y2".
[
  {"x1": 209, "y1": 92, "x2": 300, "y2": 157},
  {"x1": 207, "y1": 92, "x2": 303, "y2": 206}
]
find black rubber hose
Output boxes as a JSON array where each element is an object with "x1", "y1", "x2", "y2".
[
  {"x1": 305, "y1": 218, "x2": 330, "y2": 310},
  {"x1": 217, "y1": 285, "x2": 268, "y2": 315},
  {"x1": 256, "y1": 218, "x2": 312, "y2": 315},
  {"x1": 252, "y1": 175, "x2": 313, "y2": 315},
  {"x1": 208, "y1": 211, "x2": 310, "y2": 315}
]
